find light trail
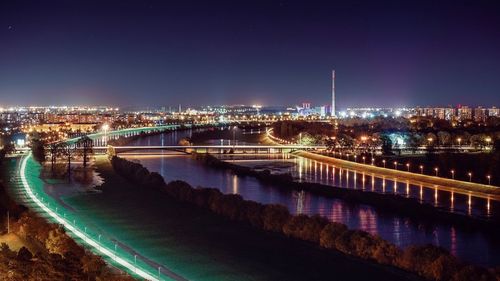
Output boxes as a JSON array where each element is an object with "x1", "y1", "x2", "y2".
[{"x1": 20, "y1": 153, "x2": 162, "y2": 281}]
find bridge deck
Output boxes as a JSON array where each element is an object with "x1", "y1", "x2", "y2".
[{"x1": 95, "y1": 145, "x2": 325, "y2": 149}]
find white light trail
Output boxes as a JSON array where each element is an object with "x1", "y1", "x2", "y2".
[{"x1": 20, "y1": 154, "x2": 160, "y2": 281}]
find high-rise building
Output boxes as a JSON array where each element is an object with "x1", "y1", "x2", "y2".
[
  {"x1": 457, "y1": 105, "x2": 472, "y2": 121},
  {"x1": 488, "y1": 107, "x2": 499, "y2": 117},
  {"x1": 474, "y1": 106, "x2": 487, "y2": 122},
  {"x1": 331, "y1": 70, "x2": 336, "y2": 117}
]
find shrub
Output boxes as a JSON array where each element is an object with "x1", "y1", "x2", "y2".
[
  {"x1": 398, "y1": 244, "x2": 451, "y2": 277},
  {"x1": 283, "y1": 215, "x2": 328, "y2": 243},
  {"x1": 262, "y1": 204, "x2": 290, "y2": 232},
  {"x1": 319, "y1": 222, "x2": 348, "y2": 249},
  {"x1": 240, "y1": 200, "x2": 265, "y2": 228},
  {"x1": 452, "y1": 265, "x2": 495, "y2": 281}
]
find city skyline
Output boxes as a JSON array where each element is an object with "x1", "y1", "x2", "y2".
[
  {"x1": 2, "y1": 2, "x2": 500, "y2": 281},
  {"x1": 2, "y1": 0, "x2": 500, "y2": 107}
]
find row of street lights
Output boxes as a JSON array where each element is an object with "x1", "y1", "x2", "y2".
[
  {"x1": 31, "y1": 161, "x2": 163, "y2": 280},
  {"x1": 269, "y1": 130, "x2": 494, "y2": 185},
  {"x1": 333, "y1": 151, "x2": 493, "y2": 186}
]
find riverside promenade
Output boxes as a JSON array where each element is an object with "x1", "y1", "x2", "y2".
[
  {"x1": 294, "y1": 151, "x2": 500, "y2": 201},
  {"x1": 263, "y1": 130, "x2": 500, "y2": 201}
]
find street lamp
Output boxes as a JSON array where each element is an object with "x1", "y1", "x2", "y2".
[
  {"x1": 134, "y1": 254, "x2": 137, "y2": 273},
  {"x1": 232, "y1": 126, "x2": 237, "y2": 146},
  {"x1": 102, "y1": 123, "x2": 109, "y2": 134},
  {"x1": 362, "y1": 156, "x2": 366, "y2": 164},
  {"x1": 419, "y1": 165, "x2": 424, "y2": 174},
  {"x1": 468, "y1": 172, "x2": 472, "y2": 182},
  {"x1": 451, "y1": 170, "x2": 455, "y2": 179},
  {"x1": 487, "y1": 175, "x2": 491, "y2": 185},
  {"x1": 486, "y1": 137, "x2": 492, "y2": 148},
  {"x1": 394, "y1": 161, "x2": 398, "y2": 170},
  {"x1": 382, "y1": 160, "x2": 386, "y2": 168},
  {"x1": 354, "y1": 155, "x2": 357, "y2": 162},
  {"x1": 434, "y1": 167, "x2": 438, "y2": 177},
  {"x1": 457, "y1": 137, "x2": 462, "y2": 147},
  {"x1": 406, "y1": 163, "x2": 410, "y2": 172},
  {"x1": 371, "y1": 158, "x2": 375, "y2": 165}
]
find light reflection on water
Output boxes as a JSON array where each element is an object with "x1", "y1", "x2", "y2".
[
  {"x1": 251, "y1": 155, "x2": 498, "y2": 220},
  {"x1": 122, "y1": 132, "x2": 500, "y2": 266}
]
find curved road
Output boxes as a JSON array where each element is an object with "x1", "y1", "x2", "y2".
[{"x1": 17, "y1": 126, "x2": 191, "y2": 281}]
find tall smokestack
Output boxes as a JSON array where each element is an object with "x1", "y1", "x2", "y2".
[{"x1": 331, "y1": 70, "x2": 336, "y2": 117}]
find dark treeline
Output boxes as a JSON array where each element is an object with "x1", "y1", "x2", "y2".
[
  {"x1": 273, "y1": 118, "x2": 500, "y2": 141},
  {"x1": 111, "y1": 156, "x2": 500, "y2": 281},
  {"x1": 272, "y1": 119, "x2": 500, "y2": 151},
  {"x1": 195, "y1": 153, "x2": 500, "y2": 231}
]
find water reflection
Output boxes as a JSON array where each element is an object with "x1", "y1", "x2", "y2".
[
  {"x1": 124, "y1": 132, "x2": 500, "y2": 266},
  {"x1": 272, "y1": 156, "x2": 497, "y2": 220}
]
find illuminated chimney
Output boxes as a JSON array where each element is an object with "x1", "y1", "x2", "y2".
[{"x1": 331, "y1": 70, "x2": 336, "y2": 117}]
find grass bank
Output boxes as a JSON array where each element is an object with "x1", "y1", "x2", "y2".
[{"x1": 95, "y1": 155, "x2": 423, "y2": 281}]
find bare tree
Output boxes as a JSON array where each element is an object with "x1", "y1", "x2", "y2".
[
  {"x1": 77, "y1": 135, "x2": 93, "y2": 168},
  {"x1": 59, "y1": 143, "x2": 75, "y2": 180},
  {"x1": 49, "y1": 143, "x2": 59, "y2": 172}
]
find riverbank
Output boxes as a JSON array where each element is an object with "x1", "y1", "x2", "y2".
[
  {"x1": 195, "y1": 153, "x2": 500, "y2": 233},
  {"x1": 111, "y1": 155, "x2": 500, "y2": 281},
  {"x1": 100, "y1": 155, "x2": 424, "y2": 281},
  {"x1": 295, "y1": 150, "x2": 500, "y2": 200},
  {"x1": 262, "y1": 130, "x2": 500, "y2": 199}
]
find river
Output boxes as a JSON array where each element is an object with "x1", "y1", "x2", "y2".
[{"x1": 117, "y1": 129, "x2": 500, "y2": 267}]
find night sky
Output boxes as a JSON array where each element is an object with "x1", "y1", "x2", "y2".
[{"x1": 1, "y1": 0, "x2": 500, "y2": 108}]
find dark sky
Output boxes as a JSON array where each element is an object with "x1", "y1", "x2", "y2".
[{"x1": 1, "y1": 0, "x2": 500, "y2": 108}]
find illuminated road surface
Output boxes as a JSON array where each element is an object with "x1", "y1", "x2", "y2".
[
  {"x1": 18, "y1": 125, "x2": 196, "y2": 281},
  {"x1": 295, "y1": 151, "x2": 499, "y2": 201},
  {"x1": 19, "y1": 153, "x2": 169, "y2": 280}
]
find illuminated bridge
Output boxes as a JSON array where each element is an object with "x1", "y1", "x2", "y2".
[{"x1": 101, "y1": 144, "x2": 326, "y2": 155}]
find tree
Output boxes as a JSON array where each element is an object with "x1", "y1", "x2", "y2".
[
  {"x1": 298, "y1": 133, "x2": 316, "y2": 145},
  {"x1": 380, "y1": 135, "x2": 393, "y2": 156},
  {"x1": 437, "y1": 131, "x2": 451, "y2": 146},
  {"x1": 470, "y1": 134, "x2": 487, "y2": 149},
  {"x1": 16, "y1": 246, "x2": 33, "y2": 261},
  {"x1": 319, "y1": 222, "x2": 348, "y2": 249},
  {"x1": 407, "y1": 133, "x2": 423, "y2": 153},
  {"x1": 262, "y1": 204, "x2": 290, "y2": 232},
  {"x1": 452, "y1": 265, "x2": 496, "y2": 281},
  {"x1": 493, "y1": 139, "x2": 500, "y2": 154},
  {"x1": 31, "y1": 136, "x2": 46, "y2": 163},
  {"x1": 77, "y1": 135, "x2": 93, "y2": 168},
  {"x1": 45, "y1": 226, "x2": 80, "y2": 257},
  {"x1": 49, "y1": 143, "x2": 59, "y2": 172},
  {"x1": 81, "y1": 252, "x2": 106, "y2": 280},
  {"x1": 59, "y1": 143, "x2": 75, "y2": 179},
  {"x1": 325, "y1": 137, "x2": 337, "y2": 152}
]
